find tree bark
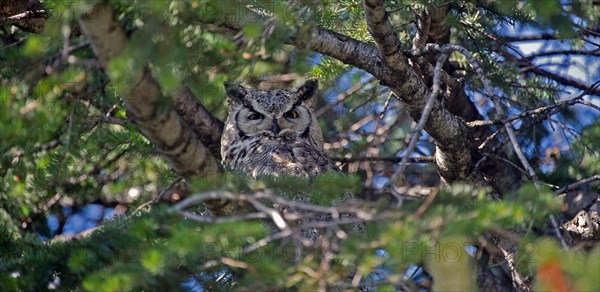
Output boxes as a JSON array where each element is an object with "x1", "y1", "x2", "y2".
[
  {"x1": 173, "y1": 86, "x2": 224, "y2": 160},
  {"x1": 0, "y1": 0, "x2": 46, "y2": 33},
  {"x1": 78, "y1": 2, "x2": 220, "y2": 178}
]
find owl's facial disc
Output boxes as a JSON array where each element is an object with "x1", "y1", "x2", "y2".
[{"x1": 235, "y1": 105, "x2": 311, "y2": 138}]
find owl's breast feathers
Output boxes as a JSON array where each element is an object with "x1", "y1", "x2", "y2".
[{"x1": 222, "y1": 136, "x2": 338, "y2": 178}]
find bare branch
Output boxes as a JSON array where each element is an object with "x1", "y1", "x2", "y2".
[
  {"x1": 315, "y1": 78, "x2": 375, "y2": 118},
  {"x1": 467, "y1": 81, "x2": 600, "y2": 127},
  {"x1": 501, "y1": 27, "x2": 600, "y2": 42},
  {"x1": 386, "y1": 52, "x2": 449, "y2": 187},
  {"x1": 497, "y1": 49, "x2": 600, "y2": 96},
  {"x1": 525, "y1": 49, "x2": 600, "y2": 60},
  {"x1": 501, "y1": 33, "x2": 559, "y2": 42},
  {"x1": 332, "y1": 156, "x2": 435, "y2": 163},
  {"x1": 556, "y1": 175, "x2": 600, "y2": 194}
]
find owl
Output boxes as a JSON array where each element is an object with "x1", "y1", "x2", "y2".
[{"x1": 221, "y1": 78, "x2": 338, "y2": 178}]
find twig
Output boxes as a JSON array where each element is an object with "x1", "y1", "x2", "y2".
[
  {"x1": 384, "y1": 52, "x2": 449, "y2": 188},
  {"x1": 555, "y1": 174, "x2": 600, "y2": 194},
  {"x1": 466, "y1": 81, "x2": 600, "y2": 127},
  {"x1": 549, "y1": 215, "x2": 569, "y2": 249},
  {"x1": 242, "y1": 229, "x2": 294, "y2": 254},
  {"x1": 332, "y1": 156, "x2": 435, "y2": 163},
  {"x1": 178, "y1": 210, "x2": 268, "y2": 224},
  {"x1": 525, "y1": 49, "x2": 600, "y2": 60},
  {"x1": 200, "y1": 257, "x2": 254, "y2": 271},
  {"x1": 246, "y1": 196, "x2": 289, "y2": 231},
  {"x1": 315, "y1": 78, "x2": 374, "y2": 117},
  {"x1": 379, "y1": 91, "x2": 394, "y2": 119},
  {"x1": 415, "y1": 188, "x2": 438, "y2": 217},
  {"x1": 462, "y1": 23, "x2": 600, "y2": 96},
  {"x1": 172, "y1": 191, "x2": 369, "y2": 223},
  {"x1": 419, "y1": 43, "x2": 574, "y2": 249},
  {"x1": 577, "y1": 99, "x2": 600, "y2": 112},
  {"x1": 129, "y1": 178, "x2": 186, "y2": 217}
]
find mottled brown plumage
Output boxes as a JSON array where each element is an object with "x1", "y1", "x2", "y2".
[{"x1": 221, "y1": 78, "x2": 338, "y2": 178}]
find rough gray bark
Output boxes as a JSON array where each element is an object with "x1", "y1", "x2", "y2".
[
  {"x1": 78, "y1": 2, "x2": 220, "y2": 178},
  {"x1": 364, "y1": 1, "x2": 473, "y2": 184},
  {"x1": 407, "y1": 4, "x2": 523, "y2": 193},
  {"x1": 173, "y1": 86, "x2": 224, "y2": 160},
  {"x1": 412, "y1": 5, "x2": 525, "y2": 290}
]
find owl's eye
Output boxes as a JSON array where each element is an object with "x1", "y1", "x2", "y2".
[
  {"x1": 284, "y1": 109, "x2": 299, "y2": 119},
  {"x1": 247, "y1": 112, "x2": 264, "y2": 120}
]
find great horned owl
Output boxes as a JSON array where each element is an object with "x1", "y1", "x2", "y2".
[{"x1": 221, "y1": 78, "x2": 338, "y2": 178}]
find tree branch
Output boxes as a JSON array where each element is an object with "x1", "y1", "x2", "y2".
[
  {"x1": 358, "y1": 0, "x2": 472, "y2": 182},
  {"x1": 556, "y1": 175, "x2": 600, "y2": 194},
  {"x1": 496, "y1": 47, "x2": 600, "y2": 96},
  {"x1": 78, "y1": 2, "x2": 220, "y2": 178},
  {"x1": 332, "y1": 156, "x2": 435, "y2": 163},
  {"x1": 362, "y1": 0, "x2": 406, "y2": 72},
  {"x1": 0, "y1": 0, "x2": 46, "y2": 33},
  {"x1": 466, "y1": 81, "x2": 600, "y2": 127},
  {"x1": 172, "y1": 86, "x2": 224, "y2": 159},
  {"x1": 501, "y1": 27, "x2": 600, "y2": 42},
  {"x1": 385, "y1": 52, "x2": 449, "y2": 187}
]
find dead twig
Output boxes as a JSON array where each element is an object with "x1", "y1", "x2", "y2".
[{"x1": 384, "y1": 52, "x2": 449, "y2": 188}]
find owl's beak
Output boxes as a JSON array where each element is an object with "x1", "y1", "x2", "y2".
[{"x1": 271, "y1": 119, "x2": 281, "y2": 134}]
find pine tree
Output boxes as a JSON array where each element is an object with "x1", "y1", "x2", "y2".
[{"x1": 1, "y1": 0, "x2": 599, "y2": 290}]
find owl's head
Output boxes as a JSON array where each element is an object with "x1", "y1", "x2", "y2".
[{"x1": 222, "y1": 78, "x2": 324, "y2": 147}]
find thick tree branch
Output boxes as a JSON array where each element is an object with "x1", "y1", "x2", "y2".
[
  {"x1": 173, "y1": 86, "x2": 224, "y2": 159},
  {"x1": 358, "y1": 0, "x2": 471, "y2": 182},
  {"x1": 78, "y1": 2, "x2": 219, "y2": 177},
  {"x1": 411, "y1": 9, "x2": 430, "y2": 50},
  {"x1": 208, "y1": 4, "x2": 518, "y2": 186},
  {"x1": 362, "y1": 0, "x2": 406, "y2": 72},
  {"x1": 406, "y1": 8, "x2": 522, "y2": 193},
  {"x1": 296, "y1": 28, "x2": 472, "y2": 181},
  {"x1": 386, "y1": 53, "x2": 449, "y2": 187}
]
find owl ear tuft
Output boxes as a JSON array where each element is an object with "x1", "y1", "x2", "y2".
[
  {"x1": 296, "y1": 78, "x2": 319, "y2": 102},
  {"x1": 224, "y1": 82, "x2": 249, "y2": 106}
]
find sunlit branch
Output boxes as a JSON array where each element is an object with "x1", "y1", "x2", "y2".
[{"x1": 555, "y1": 175, "x2": 600, "y2": 194}]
